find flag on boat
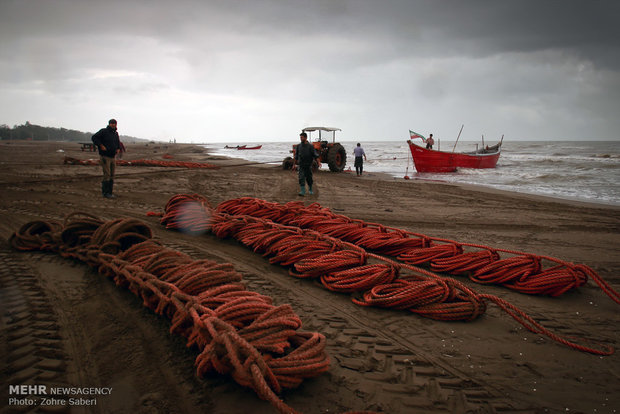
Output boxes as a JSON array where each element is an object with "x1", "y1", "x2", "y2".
[{"x1": 409, "y1": 130, "x2": 426, "y2": 142}]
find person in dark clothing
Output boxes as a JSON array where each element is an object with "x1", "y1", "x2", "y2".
[
  {"x1": 353, "y1": 142, "x2": 367, "y2": 176},
  {"x1": 293, "y1": 131, "x2": 319, "y2": 196},
  {"x1": 91, "y1": 119, "x2": 121, "y2": 198}
]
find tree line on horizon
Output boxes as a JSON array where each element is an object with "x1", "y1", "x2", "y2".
[{"x1": 0, "y1": 122, "x2": 146, "y2": 143}]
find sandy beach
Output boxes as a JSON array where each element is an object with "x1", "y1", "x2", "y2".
[{"x1": 1, "y1": 140, "x2": 619, "y2": 414}]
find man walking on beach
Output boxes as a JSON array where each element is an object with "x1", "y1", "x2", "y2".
[
  {"x1": 293, "y1": 131, "x2": 318, "y2": 196},
  {"x1": 92, "y1": 119, "x2": 121, "y2": 198},
  {"x1": 353, "y1": 142, "x2": 367, "y2": 176}
]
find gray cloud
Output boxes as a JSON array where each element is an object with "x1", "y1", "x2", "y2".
[{"x1": 1, "y1": 0, "x2": 619, "y2": 141}]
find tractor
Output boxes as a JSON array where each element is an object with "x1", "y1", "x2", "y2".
[{"x1": 282, "y1": 127, "x2": 347, "y2": 172}]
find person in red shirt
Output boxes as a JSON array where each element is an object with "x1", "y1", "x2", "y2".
[{"x1": 426, "y1": 134, "x2": 435, "y2": 149}]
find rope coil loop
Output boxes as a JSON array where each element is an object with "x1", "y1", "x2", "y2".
[
  {"x1": 9, "y1": 213, "x2": 330, "y2": 414},
  {"x1": 291, "y1": 250, "x2": 367, "y2": 279},
  {"x1": 9, "y1": 220, "x2": 63, "y2": 251},
  {"x1": 64, "y1": 156, "x2": 220, "y2": 170},
  {"x1": 321, "y1": 263, "x2": 399, "y2": 293},
  {"x1": 212, "y1": 197, "x2": 618, "y2": 306},
  {"x1": 152, "y1": 194, "x2": 613, "y2": 355}
]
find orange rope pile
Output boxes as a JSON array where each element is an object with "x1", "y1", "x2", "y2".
[
  {"x1": 215, "y1": 197, "x2": 620, "y2": 304},
  {"x1": 63, "y1": 156, "x2": 220, "y2": 169},
  {"x1": 9, "y1": 213, "x2": 329, "y2": 414},
  {"x1": 211, "y1": 214, "x2": 488, "y2": 321},
  {"x1": 150, "y1": 193, "x2": 214, "y2": 234},
  {"x1": 151, "y1": 194, "x2": 614, "y2": 355}
]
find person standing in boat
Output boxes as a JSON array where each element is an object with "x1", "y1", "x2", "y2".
[
  {"x1": 353, "y1": 142, "x2": 367, "y2": 176},
  {"x1": 426, "y1": 134, "x2": 435, "y2": 150},
  {"x1": 293, "y1": 131, "x2": 319, "y2": 196}
]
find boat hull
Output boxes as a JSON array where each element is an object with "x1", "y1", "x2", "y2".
[{"x1": 407, "y1": 140, "x2": 501, "y2": 173}]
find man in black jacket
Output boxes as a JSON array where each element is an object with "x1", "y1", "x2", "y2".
[
  {"x1": 91, "y1": 119, "x2": 121, "y2": 198},
  {"x1": 293, "y1": 131, "x2": 319, "y2": 196}
]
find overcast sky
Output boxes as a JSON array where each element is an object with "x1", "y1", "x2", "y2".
[{"x1": 1, "y1": 0, "x2": 619, "y2": 142}]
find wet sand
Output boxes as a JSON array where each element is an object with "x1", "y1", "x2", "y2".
[{"x1": 1, "y1": 140, "x2": 619, "y2": 414}]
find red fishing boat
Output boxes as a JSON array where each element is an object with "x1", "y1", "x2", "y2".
[
  {"x1": 237, "y1": 145, "x2": 262, "y2": 150},
  {"x1": 407, "y1": 130, "x2": 502, "y2": 173}
]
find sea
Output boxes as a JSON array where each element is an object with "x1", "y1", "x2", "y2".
[{"x1": 206, "y1": 140, "x2": 620, "y2": 206}]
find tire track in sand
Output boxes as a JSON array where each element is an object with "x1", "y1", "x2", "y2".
[{"x1": 0, "y1": 248, "x2": 71, "y2": 414}]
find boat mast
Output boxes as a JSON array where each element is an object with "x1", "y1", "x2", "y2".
[{"x1": 452, "y1": 124, "x2": 464, "y2": 153}]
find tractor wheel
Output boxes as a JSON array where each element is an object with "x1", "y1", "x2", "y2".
[
  {"x1": 327, "y1": 144, "x2": 346, "y2": 172},
  {"x1": 282, "y1": 156, "x2": 294, "y2": 170}
]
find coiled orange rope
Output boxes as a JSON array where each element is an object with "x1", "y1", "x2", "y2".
[
  {"x1": 9, "y1": 213, "x2": 328, "y2": 414},
  {"x1": 63, "y1": 156, "x2": 220, "y2": 169},
  {"x1": 150, "y1": 194, "x2": 614, "y2": 356},
  {"x1": 214, "y1": 197, "x2": 619, "y2": 304}
]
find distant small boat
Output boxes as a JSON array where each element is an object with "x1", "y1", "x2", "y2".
[
  {"x1": 225, "y1": 145, "x2": 246, "y2": 149},
  {"x1": 407, "y1": 138, "x2": 502, "y2": 173},
  {"x1": 237, "y1": 145, "x2": 262, "y2": 150}
]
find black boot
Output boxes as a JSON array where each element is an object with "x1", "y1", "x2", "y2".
[
  {"x1": 101, "y1": 181, "x2": 108, "y2": 197},
  {"x1": 105, "y1": 180, "x2": 116, "y2": 199}
]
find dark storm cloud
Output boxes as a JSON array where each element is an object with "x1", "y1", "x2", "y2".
[
  {"x1": 0, "y1": 0, "x2": 619, "y2": 140},
  {"x1": 420, "y1": 0, "x2": 620, "y2": 69},
  {"x1": 3, "y1": 0, "x2": 617, "y2": 74}
]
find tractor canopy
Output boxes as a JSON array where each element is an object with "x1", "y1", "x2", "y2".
[{"x1": 302, "y1": 127, "x2": 341, "y2": 143}]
